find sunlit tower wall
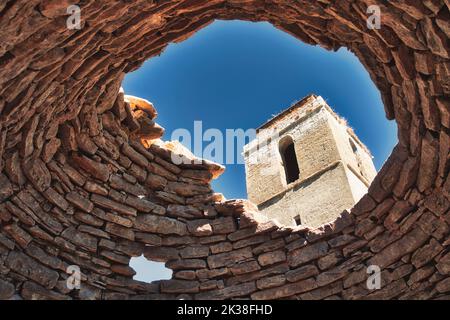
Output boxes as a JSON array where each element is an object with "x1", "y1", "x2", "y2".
[{"x1": 243, "y1": 95, "x2": 377, "y2": 228}]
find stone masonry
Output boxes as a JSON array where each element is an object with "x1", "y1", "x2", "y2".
[
  {"x1": 0, "y1": 0, "x2": 449, "y2": 300},
  {"x1": 244, "y1": 95, "x2": 377, "y2": 227}
]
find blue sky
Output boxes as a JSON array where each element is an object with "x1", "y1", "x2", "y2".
[{"x1": 124, "y1": 20, "x2": 398, "y2": 282}]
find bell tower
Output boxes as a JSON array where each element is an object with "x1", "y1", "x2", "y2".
[{"x1": 243, "y1": 95, "x2": 377, "y2": 228}]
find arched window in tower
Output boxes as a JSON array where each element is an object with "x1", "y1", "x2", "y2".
[
  {"x1": 279, "y1": 136, "x2": 300, "y2": 184},
  {"x1": 349, "y1": 138, "x2": 364, "y2": 178},
  {"x1": 349, "y1": 139, "x2": 357, "y2": 153}
]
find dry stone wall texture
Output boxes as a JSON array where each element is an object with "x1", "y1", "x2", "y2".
[{"x1": 0, "y1": 0, "x2": 449, "y2": 300}]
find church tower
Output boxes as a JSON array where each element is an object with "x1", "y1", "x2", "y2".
[{"x1": 243, "y1": 95, "x2": 377, "y2": 228}]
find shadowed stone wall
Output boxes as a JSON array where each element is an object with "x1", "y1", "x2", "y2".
[{"x1": 0, "y1": 0, "x2": 449, "y2": 300}]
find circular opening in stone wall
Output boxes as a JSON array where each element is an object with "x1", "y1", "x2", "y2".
[
  {"x1": 123, "y1": 20, "x2": 398, "y2": 223},
  {"x1": 123, "y1": 20, "x2": 398, "y2": 280}
]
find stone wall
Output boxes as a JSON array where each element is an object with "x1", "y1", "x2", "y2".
[
  {"x1": 0, "y1": 0, "x2": 449, "y2": 300},
  {"x1": 260, "y1": 162, "x2": 357, "y2": 227}
]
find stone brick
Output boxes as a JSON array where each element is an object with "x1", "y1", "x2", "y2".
[
  {"x1": 91, "y1": 194, "x2": 137, "y2": 216},
  {"x1": 423, "y1": 192, "x2": 450, "y2": 216},
  {"x1": 61, "y1": 163, "x2": 86, "y2": 187},
  {"x1": 135, "y1": 232, "x2": 162, "y2": 246},
  {"x1": 166, "y1": 259, "x2": 206, "y2": 270},
  {"x1": 100, "y1": 250, "x2": 130, "y2": 265},
  {"x1": 75, "y1": 133, "x2": 98, "y2": 155},
  {"x1": 316, "y1": 267, "x2": 347, "y2": 287},
  {"x1": 111, "y1": 264, "x2": 136, "y2": 277},
  {"x1": 74, "y1": 210, "x2": 102, "y2": 227},
  {"x1": 227, "y1": 227, "x2": 258, "y2": 242},
  {"x1": 43, "y1": 187, "x2": 69, "y2": 211},
  {"x1": 196, "y1": 268, "x2": 229, "y2": 280},
  {"x1": 233, "y1": 234, "x2": 270, "y2": 249},
  {"x1": 66, "y1": 191, "x2": 94, "y2": 212},
  {"x1": 210, "y1": 242, "x2": 233, "y2": 254},
  {"x1": 198, "y1": 234, "x2": 226, "y2": 244},
  {"x1": 39, "y1": 0, "x2": 78, "y2": 18},
  {"x1": 78, "y1": 225, "x2": 110, "y2": 239},
  {"x1": 0, "y1": 233, "x2": 15, "y2": 250},
  {"x1": 207, "y1": 247, "x2": 253, "y2": 269},
  {"x1": 4, "y1": 201, "x2": 35, "y2": 226},
  {"x1": 226, "y1": 263, "x2": 290, "y2": 286},
  {"x1": 109, "y1": 174, "x2": 147, "y2": 197},
  {"x1": 285, "y1": 237, "x2": 308, "y2": 251},
  {"x1": 145, "y1": 173, "x2": 167, "y2": 190},
  {"x1": 328, "y1": 234, "x2": 357, "y2": 248},
  {"x1": 251, "y1": 278, "x2": 317, "y2": 300},
  {"x1": 436, "y1": 252, "x2": 450, "y2": 275},
  {"x1": 230, "y1": 260, "x2": 261, "y2": 275},
  {"x1": 4, "y1": 153, "x2": 26, "y2": 185},
  {"x1": 105, "y1": 223, "x2": 135, "y2": 241},
  {"x1": 288, "y1": 241, "x2": 328, "y2": 267},
  {"x1": 187, "y1": 219, "x2": 213, "y2": 236},
  {"x1": 22, "y1": 159, "x2": 51, "y2": 192},
  {"x1": 256, "y1": 274, "x2": 286, "y2": 290},
  {"x1": 20, "y1": 115, "x2": 40, "y2": 158},
  {"x1": 211, "y1": 217, "x2": 236, "y2": 234},
  {"x1": 84, "y1": 181, "x2": 108, "y2": 196},
  {"x1": 408, "y1": 266, "x2": 435, "y2": 285},
  {"x1": 435, "y1": 278, "x2": 450, "y2": 293},
  {"x1": 417, "y1": 133, "x2": 439, "y2": 192},
  {"x1": 25, "y1": 243, "x2": 65, "y2": 271},
  {"x1": 6, "y1": 252, "x2": 59, "y2": 289},
  {"x1": 125, "y1": 196, "x2": 164, "y2": 215},
  {"x1": 253, "y1": 238, "x2": 285, "y2": 255},
  {"x1": 121, "y1": 143, "x2": 149, "y2": 168},
  {"x1": 257, "y1": 250, "x2": 286, "y2": 266},
  {"x1": 286, "y1": 265, "x2": 319, "y2": 283},
  {"x1": 3, "y1": 223, "x2": 33, "y2": 248},
  {"x1": 318, "y1": 252, "x2": 342, "y2": 270},
  {"x1": 411, "y1": 238, "x2": 444, "y2": 268},
  {"x1": 166, "y1": 181, "x2": 210, "y2": 197},
  {"x1": 0, "y1": 279, "x2": 15, "y2": 300},
  {"x1": 21, "y1": 281, "x2": 70, "y2": 300},
  {"x1": 71, "y1": 154, "x2": 110, "y2": 182},
  {"x1": 180, "y1": 245, "x2": 209, "y2": 259},
  {"x1": 298, "y1": 280, "x2": 343, "y2": 300},
  {"x1": 195, "y1": 282, "x2": 256, "y2": 300},
  {"x1": 369, "y1": 228, "x2": 429, "y2": 268},
  {"x1": 61, "y1": 227, "x2": 98, "y2": 253},
  {"x1": 167, "y1": 204, "x2": 202, "y2": 219},
  {"x1": 161, "y1": 280, "x2": 199, "y2": 294},
  {"x1": 175, "y1": 270, "x2": 197, "y2": 280}
]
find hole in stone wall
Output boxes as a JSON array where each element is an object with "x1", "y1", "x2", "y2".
[
  {"x1": 123, "y1": 20, "x2": 398, "y2": 228},
  {"x1": 129, "y1": 255, "x2": 172, "y2": 283},
  {"x1": 123, "y1": 20, "x2": 397, "y2": 192}
]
